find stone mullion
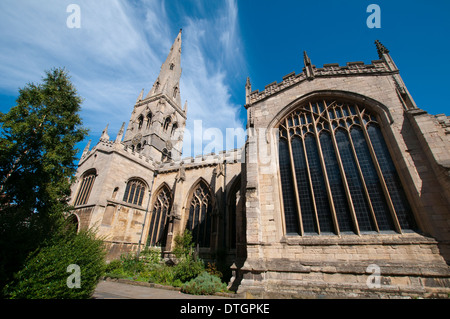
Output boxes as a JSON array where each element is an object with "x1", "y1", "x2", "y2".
[
  {"x1": 325, "y1": 100, "x2": 361, "y2": 235},
  {"x1": 357, "y1": 107, "x2": 402, "y2": 233},
  {"x1": 285, "y1": 118, "x2": 304, "y2": 236}
]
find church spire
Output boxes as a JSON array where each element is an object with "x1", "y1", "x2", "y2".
[{"x1": 146, "y1": 29, "x2": 183, "y2": 108}]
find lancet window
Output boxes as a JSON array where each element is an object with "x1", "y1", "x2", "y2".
[{"x1": 147, "y1": 185, "x2": 172, "y2": 247}]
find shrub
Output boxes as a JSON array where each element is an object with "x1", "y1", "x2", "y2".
[
  {"x1": 181, "y1": 271, "x2": 228, "y2": 295},
  {"x1": 205, "y1": 262, "x2": 223, "y2": 279},
  {"x1": 4, "y1": 228, "x2": 106, "y2": 299},
  {"x1": 173, "y1": 253, "x2": 205, "y2": 283},
  {"x1": 172, "y1": 230, "x2": 194, "y2": 259},
  {"x1": 104, "y1": 259, "x2": 122, "y2": 274}
]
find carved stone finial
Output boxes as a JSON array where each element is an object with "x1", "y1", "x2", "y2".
[
  {"x1": 175, "y1": 165, "x2": 186, "y2": 183},
  {"x1": 375, "y1": 40, "x2": 389, "y2": 59}
]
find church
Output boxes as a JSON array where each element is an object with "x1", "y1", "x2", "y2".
[{"x1": 69, "y1": 30, "x2": 450, "y2": 298}]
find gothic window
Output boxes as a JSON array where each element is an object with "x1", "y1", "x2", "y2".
[
  {"x1": 173, "y1": 87, "x2": 178, "y2": 98},
  {"x1": 186, "y1": 181, "x2": 213, "y2": 248},
  {"x1": 170, "y1": 63, "x2": 175, "y2": 70},
  {"x1": 163, "y1": 117, "x2": 171, "y2": 131},
  {"x1": 278, "y1": 99, "x2": 416, "y2": 236},
  {"x1": 136, "y1": 143, "x2": 142, "y2": 152},
  {"x1": 138, "y1": 115, "x2": 144, "y2": 130},
  {"x1": 123, "y1": 179, "x2": 146, "y2": 206},
  {"x1": 171, "y1": 122, "x2": 178, "y2": 136},
  {"x1": 147, "y1": 185, "x2": 172, "y2": 247},
  {"x1": 146, "y1": 112, "x2": 152, "y2": 129},
  {"x1": 227, "y1": 178, "x2": 241, "y2": 250},
  {"x1": 74, "y1": 170, "x2": 96, "y2": 206}
]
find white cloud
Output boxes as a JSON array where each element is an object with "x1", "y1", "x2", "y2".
[
  {"x1": 0, "y1": 0, "x2": 247, "y2": 157},
  {"x1": 179, "y1": 0, "x2": 247, "y2": 156}
]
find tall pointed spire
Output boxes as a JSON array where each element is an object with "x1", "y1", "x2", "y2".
[{"x1": 146, "y1": 29, "x2": 183, "y2": 108}]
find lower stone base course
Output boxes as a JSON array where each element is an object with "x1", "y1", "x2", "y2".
[
  {"x1": 233, "y1": 264, "x2": 450, "y2": 299},
  {"x1": 237, "y1": 279, "x2": 450, "y2": 299}
]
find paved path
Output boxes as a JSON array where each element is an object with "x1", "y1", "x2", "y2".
[{"x1": 93, "y1": 280, "x2": 235, "y2": 299}]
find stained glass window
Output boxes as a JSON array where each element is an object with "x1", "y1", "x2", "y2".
[
  {"x1": 123, "y1": 179, "x2": 145, "y2": 206},
  {"x1": 147, "y1": 185, "x2": 172, "y2": 247},
  {"x1": 74, "y1": 170, "x2": 96, "y2": 206},
  {"x1": 278, "y1": 100, "x2": 416, "y2": 236},
  {"x1": 186, "y1": 181, "x2": 213, "y2": 247}
]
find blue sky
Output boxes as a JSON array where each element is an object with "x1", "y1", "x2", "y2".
[{"x1": 0, "y1": 0, "x2": 449, "y2": 158}]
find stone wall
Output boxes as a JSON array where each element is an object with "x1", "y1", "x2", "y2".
[{"x1": 237, "y1": 54, "x2": 450, "y2": 297}]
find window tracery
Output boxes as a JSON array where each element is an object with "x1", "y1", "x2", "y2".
[{"x1": 278, "y1": 99, "x2": 416, "y2": 235}]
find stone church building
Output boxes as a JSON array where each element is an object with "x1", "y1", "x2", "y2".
[{"x1": 69, "y1": 31, "x2": 450, "y2": 298}]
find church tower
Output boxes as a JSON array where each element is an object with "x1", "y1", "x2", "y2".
[{"x1": 122, "y1": 30, "x2": 187, "y2": 162}]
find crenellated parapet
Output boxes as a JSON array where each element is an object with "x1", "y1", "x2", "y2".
[{"x1": 246, "y1": 59, "x2": 392, "y2": 106}]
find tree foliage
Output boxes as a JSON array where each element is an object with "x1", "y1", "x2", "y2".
[
  {"x1": 4, "y1": 225, "x2": 106, "y2": 299},
  {"x1": 0, "y1": 68, "x2": 88, "y2": 292}
]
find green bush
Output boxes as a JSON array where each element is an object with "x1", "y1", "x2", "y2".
[
  {"x1": 172, "y1": 230, "x2": 194, "y2": 258},
  {"x1": 4, "y1": 228, "x2": 106, "y2": 299},
  {"x1": 173, "y1": 253, "x2": 205, "y2": 283},
  {"x1": 181, "y1": 271, "x2": 228, "y2": 295},
  {"x1": 104, "y1": 259, "x2": 122, "y2": 274}
]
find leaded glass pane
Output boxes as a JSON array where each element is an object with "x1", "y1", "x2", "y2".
[
  {"x1": 291, "y1": 136, "x2": 317, "y2": 233},
  {"x1": 320, "y1": 132, "x2": 354, "y2": 232},
  {"x1": 279, "y1": 139, "x2": 300, "y2": 234},
  {"x1": 335, "y1": 129, "x2": 375, "y2": 231},
  {"x1": 304, "y1": 134, "x2": 334, "y2": 233},
  {"x1": 351, "y1": 127, "x2": 395, "y2": 231},
  {"x1": 367, "y1": 125, "x2": 417, "y2": 230}
]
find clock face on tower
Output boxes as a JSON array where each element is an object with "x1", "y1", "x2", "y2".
[{"x1": 132, "y1": 133, "x2": 142, "y2": 146}]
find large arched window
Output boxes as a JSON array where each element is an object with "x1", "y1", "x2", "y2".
[
  {"x1": 74, "y1": 169, "x2": 96, "y2": 206},
  {"x1": 123, "y1": 179, "x2": 146, "y2": 206},
  {"x1": 186, "y1": 181, "x2": 213, "y2": 248},
  {"x1": 278, "y1": 99, "x2": 416, "y2": 236},
  {"x1": 147, "y1": 185, "x2": 172, "y2": 247}
]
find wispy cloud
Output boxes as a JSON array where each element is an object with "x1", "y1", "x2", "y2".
[
  {"x1": 0, "y1": 0, "x2": 247, "y2": 157},
  {"x1": 179, "y1": 0, "x2": 247, "y2": 156}
]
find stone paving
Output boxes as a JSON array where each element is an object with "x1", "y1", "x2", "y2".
[{"x1": 92, "y1": 279, "x2": 236, "y2": 299}]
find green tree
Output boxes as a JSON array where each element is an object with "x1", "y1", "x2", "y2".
[{"x1": 0, "y1": 68, "x2": 88, "y2": 292}]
